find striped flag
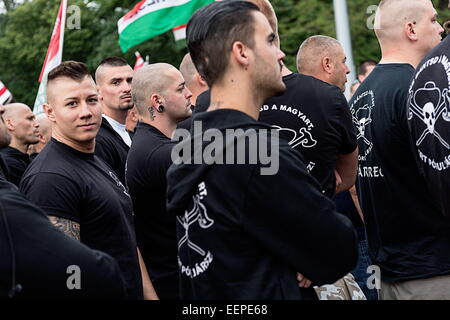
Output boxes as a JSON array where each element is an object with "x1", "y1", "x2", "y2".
[
  {"x1": 0, "y1": 81, "x2": 12, "y2": 105},
  {"x1": 172, "y1": 25, "x2": 187, "y2": 42},
  {"x1": 118, "y1": 0, "x2": 214, "y2": 53},
  {"x1": 134, "y1": 51, "x2": 146, "y2": 70},
  {"x1": 34, "y1": 0, "x2": 67, "y2": 114}
]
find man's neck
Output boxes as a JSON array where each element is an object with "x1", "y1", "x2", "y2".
[
  {"x1": 209, "y1": 78, "x2": 262, "y2": 120},
  {"x1": 52, "y1": 132, "x2": 95, "y2": 153},
  {"x1": 102, "y1": 104, "x2": 128, "y2": 124},
  {"x1": 141, "y1": 117, "x2": 177, "y2": 139},
  {"x1": 9, "y1": 139, "x2": 28, "y2": 154},
  {"x1": 379, "y1": 46, "x2": 424, "y2": 69}
]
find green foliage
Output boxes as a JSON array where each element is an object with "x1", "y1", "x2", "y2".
[{"x1": 0, "y1": 0, "x2": 449, "y2": 106}]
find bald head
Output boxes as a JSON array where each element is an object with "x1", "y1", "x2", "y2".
[
  {"x1": 375, "y1": 0, "x2": 435, "y2": 43},
  {"x1": 3, "y1": 103, "x2": 32, "y2": 122},
  {"x1": 297, "y1": 35, "x2": 341, "y2": 75},
  {"x1": 179, "y1": 53, "x2": 198, "y2": 89},
  {"x1": 131, "y1": 63, "x2": 178, "y2": 116},
  {"x1": 36, "y1": 113, "x2": 51, "y2": 138}
]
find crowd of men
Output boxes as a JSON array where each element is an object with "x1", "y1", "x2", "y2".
[{"x1": 0, "y1": 0, "x2": 449, "y2": 300}]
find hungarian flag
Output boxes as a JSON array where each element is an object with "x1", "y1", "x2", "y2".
[
  {"x1": 0, "y1": 81, "x2": 12, "y2": 105},
  {"x1": 172, "y1": 25, "x2": 187, "y2": 42},
  {"x1": 134, "y1": 51, "x2": 146, "y2": 70},
  {"x1": 34, "y1": 0, "x2": 67, "y2": 114},
  {"x1": 118, "y1": 0, "x2": 214, "y2": 53}
]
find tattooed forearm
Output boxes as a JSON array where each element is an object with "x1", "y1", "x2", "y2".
[{"x1": 49, "y1": 216, "x2": 81, "y2": 240}]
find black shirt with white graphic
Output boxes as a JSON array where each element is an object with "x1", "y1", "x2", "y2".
[
  {"x1": 0, "y1": 146, "x2": 31, "y2": 186},
  {"x1": 95, "y1": 117, "x2": 130, "y2": 184},
  {"x1": 195, "y1": 74, "x2": 357, "y2": 199},
  {"x1": 260, "y1": 73, "x2": 357, "y2": 198},
  {"x1": 408, "y1": 37, "x2": 450, "y2": 217},
  {"x1": 167, "y1": 109, "x2": 358, "y2": 300},
  {"x1": 349, "y1": 64, "x2": 450, "y2": 283},
  {"x1": 20, "y1": 138, "x2": 143, "y2": 299},
  {"x1": 126, "y1": 122, "x2": 179, "y2": 300}
]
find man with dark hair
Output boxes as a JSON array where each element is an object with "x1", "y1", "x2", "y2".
[
  {"x1": 0, "y1": 103, "x2": 39, "y2": 186},
  {"x1": 127, "y1": 63, "x2": 192, "y2": 300},
  {"x1": 0, "y1": 104, "x2": 126, "y2": 299},
  {"x1": 94, "y1": 56, "x2": 134, "y2": 184},
  {"x1": 358, "y1": 59, "x2": 377, "y2": 83},
  {"x1": 167, "y1": 1, "x2": 357, "y2": 300},
  {"x1": 20, "y1": 61, "x2": 157, "y2": 300},
  {"x1": 350, "y1": 0, "x2": 450, "y2": 299}
]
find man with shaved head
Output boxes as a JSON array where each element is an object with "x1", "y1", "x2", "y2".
[
  {"x1": 177, "y1": 53, "x2": 209, "y2": 130},
  {"x1": 0, "y1": 103, "x2": 39, "y2": 186},
  {"x1": 20, "y1": 61, "x2": 157, "y2": 300},
  {"x1": 94, "y1": 56, "x2": 134, "y2": 184},
  {"x1": 297, "y1": 35, "x2": 350, "y2": 92},
  {"x1": 349, "y1": 0, "x2": 449, "y2": 299},
  {"x1": 28, "y1": 114, "x2": 52, "y2": 159},
  {"x1": 126, "y1": 63, "x2": 192, "y2": 299}
]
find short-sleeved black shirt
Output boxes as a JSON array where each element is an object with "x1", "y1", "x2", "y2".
[
  {"x1": 20, "y1": 138, "x2": 143, "y2": 299},
  {"x1": 195, "y1": 74, "x2": 357, "y2": 198},
  {"x1": 126, "y1": 122, "x2": 178, "y2": 299},
  {"x1": 349, "y1": 64, "x2": 450, "y2": 282},
  {"x1": 260, "y1": 73, "x2": 357, "y2": 198},
  {"x1": 407, "y1": 37, "x2": 450, "y2": 216},
  {"x1": 0, "y1": 146, "x2": 31, "y2": 186}
]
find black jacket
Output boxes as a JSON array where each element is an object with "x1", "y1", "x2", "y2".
[
  {"x1": 95, "y1": 117, "x2": 130, "y2": 184},
  {"x1": 167, "y1": 109, "x2": 358, "y2": 300},
  {"x1": 0, "y1": 180, "x2": 125, "y2": 299}
]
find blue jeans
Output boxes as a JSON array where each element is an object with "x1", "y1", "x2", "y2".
[{"x1": 351, "y1": 228, "x2": 378, "y2": 300}]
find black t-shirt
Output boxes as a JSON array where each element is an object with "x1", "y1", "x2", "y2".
[
  {"x1": 0, "y1": 179, "x2": 126, "y2": 299},
  {"x1": 260, "y1": 73, "x2": 357, "y2": 198},
  {"x1": 408, "y1": 37, "x2": 450, "y2": 216},
  {"x1": 349, "y1": 64, "x2": 450, "y2": 282},
  {"x1": 195, "y1": 75, "x2": 357, "y2": 198},
  {"x1": 126, "y1": 123, "x2": 178, "y2": 299},
  {"x1": 0, "y1": 146, "x2": 31, "y2": 186},
  {"x1": 95, "y1": 117, "x2": 130, "y2": 184},
  {"x1": 20, "y1": 138, "x2": 143, "y2": 299}
]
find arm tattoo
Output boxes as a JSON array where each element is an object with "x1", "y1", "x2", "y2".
[{"x1": 49, "y1": 216, "x2": 81, "y2": 241}]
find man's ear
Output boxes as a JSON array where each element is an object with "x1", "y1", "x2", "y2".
[
  {"x1": 196, "y1": 73, "x2": 208, "y2": 88},
  {"x1": 405, "y1": 21, "x2": 418, "y2": 41},
  {"x1": 43, "y1": 104, "x2": 56, "y2": 123},
  {"x1": 322, "y1": 57, "x2": 333, "y2": 75},
  {"x1": 5, "y1": 119, "x2": 14, "y2": 131},
  {"x1": 231, "y1": 41, "x2": 250, "y2": 69},
  {"x1": 150, "y1": 93, "x2": 161, "y2": 108}
]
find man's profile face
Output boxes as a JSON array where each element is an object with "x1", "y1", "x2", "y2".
[
  {"x1": 251, "y1": 11, "x2": 286, "y2": 99},
  {"x1": 11, "y1": 107, "x2": 40, "y2": 145},
  {"x1": 97, "y1": 65, "x2": 134, "y2": 112},
  {"x1": 46, "y1": 76, "x2": 102, "y2": 146},
  {"x1": 330, "y1": 46, "x2": 350, "y2": 92},
  {"x1": 0, "y1": 106, "x2": 11, "y2": 148},
  {"x1": 415, "y1": 0, "x2": 444, "y2": 54},
  {"x1": 162, "y1": 68, "x2": 193, "y2": 123}
]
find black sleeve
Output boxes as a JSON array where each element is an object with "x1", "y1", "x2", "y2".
[
  {"x1": 242, "y1": 147, "x2": 358, "y2": 286},
  {"x1": 335, "y1": 92, "x2": 357, "y2": 155},
  {"x1": 19, "y1": 173, "x2": 82, "y2": 222},
  {"x1": 151, "y1": 143, "x2": 175, "y2": 186},
  {"x1": 0, "y1": 187, "x2": 125, "y2": 299},
  {"x1": 95, "y1": 135, "x2": 117, "y2": 171}
]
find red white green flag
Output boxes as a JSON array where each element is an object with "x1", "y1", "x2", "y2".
[
  {"x1": 34, "y1": 0, "x2": 67, "y2": 114},
  {"x1": 118, "y1": 0, "x2": 214, "y2": 53}
]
